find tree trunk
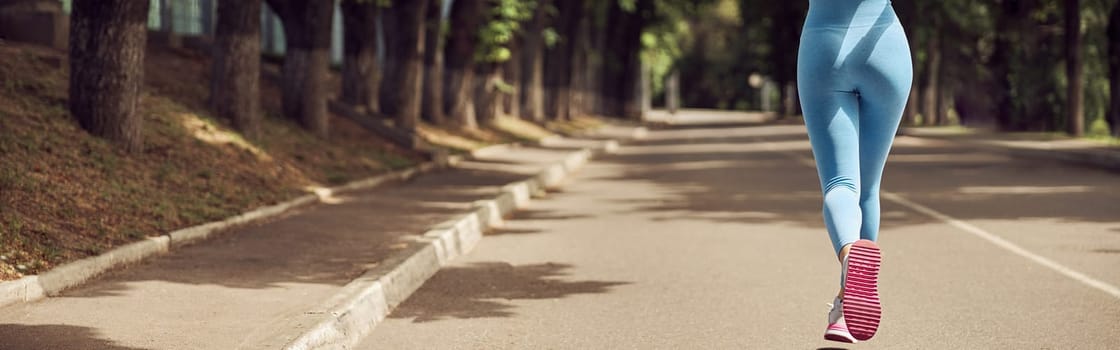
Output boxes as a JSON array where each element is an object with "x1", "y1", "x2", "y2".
[
  {"x1": 772, "y1": 2, "x2": 805, "y2": 119},
  {"x1": 895, "y1": 0, "x2": 919, "y2": 125},
  {"x1": 921, "y1": 19, "x2": 942, "y2": 126},
  {"x1": 266, "y1": 0, "x2": 334, "y2": 137},
  {"x1": 543, "y1": 0, "x2": 583, "y2": 121},
  {"x1": 502, "y1": 33, "x2": 521, "y2": 118},
  {"x1": 520, "y1": 0, "x2": 547, "y2": 122},
  {"x1": 601, "y1": 0, "x2": 649, "y2": 119},
  {"x1": 69, "y1": 0, "x2": 149, "y2": 152},
  {"x1": 210, "y1": 0, "x2": 261, "y2": 139},
  {"x1": 340, "y1": 0, "x2": 380, "y2": 114},
  {"x1": 569, "y1": 9, "x2": 591, "y2": 118},
  {"x1": 445, "y1": 0, "x2": 485, "y2": 129},
  {"x1": 1065, "y1": 0, "x2": 1084, "y2": 137},
  {"x1": 380, "y1": 0, "x2": 429, "y2": 130},
  {"x1": 475, "y1": 63, "x2": 502, "y2": 125},
  {"x1": 199, "y1": 0, "x2": 214, "y2": 36},
  {"x1": 1108, "y1": 2, "x2": 1120, "y2": 137},
  {"x1": 992, "y1": 0, "x2": 1020, "y2": 131},
  {"x1": 159, "y1": 0, "x2": 173, "y2": 31},
  {"x1": 421, "y1": 0, "x2": 446, "y2": 124}
]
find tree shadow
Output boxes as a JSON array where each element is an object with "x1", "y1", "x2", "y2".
[
  {"x1": 511, "y1": 208, "x2": 595, "y2": 222},
  {"x1": 388, "y1": 262, "x2": 629, "y2": 323},
  {"x1": 594, "y1": 121, "x2": 1120, "y2": 233},
  {"x1": 0, "y1": 324, "x2": 151, "y2": 350},
  {"x1": 485, "y1": 227, "x2": 545, "y2": 236}
]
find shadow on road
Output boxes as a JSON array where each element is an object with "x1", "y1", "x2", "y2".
[
  {"x1": 388, "y1": 262, "x2": 629, "y2": 323},
  {"x1": 0, "y1": 324, "x2": 151, "y2": 350},
  {"x1": 597, "y1": 122, "x2": 1120, "y2": 232}
]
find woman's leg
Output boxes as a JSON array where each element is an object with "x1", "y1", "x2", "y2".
[
  {"x1": 799, "y1": 89, "x2": 863, "y2": 257},
  {"x1": 855, "y1": 21, "x2": 914, "y2": 243}
]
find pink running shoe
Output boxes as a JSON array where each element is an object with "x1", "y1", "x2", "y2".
[
  {"x1": 843, "y1": 239, "x2": 882, "y2": 341},
  {"x1": 824, "y1": 297, "x2": 857, "y2": 343}
]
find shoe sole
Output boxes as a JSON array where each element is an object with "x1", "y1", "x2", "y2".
[
  {"x1": 824, "y1": 330, "x2": 857, "y2": 343},
  {"x1": 843, "y1": 239, "x2": 882, "y2": 341}
]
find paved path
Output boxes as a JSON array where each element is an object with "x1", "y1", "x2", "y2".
[
  {"x1": 0, "y1": 145, "x2": 580, "y2": 350},
  {"x1": 361, "y1": 112, "x2": 1120, "y2": 349}
]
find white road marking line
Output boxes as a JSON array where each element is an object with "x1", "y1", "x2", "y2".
[
  {"x1": 881, "y1": 191, "x2": 1120, "y2": 300},
  {"x1": 779, "y1": 146, "x2": 1120, "y2": 300}
]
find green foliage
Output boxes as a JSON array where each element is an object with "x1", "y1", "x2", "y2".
[{"x1": 476, "y1": 0, "x2": 536, "y2": 63}]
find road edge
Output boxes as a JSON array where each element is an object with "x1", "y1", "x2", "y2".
[
  {"x1": 278, "y1": 135, "x2": 637, "y2": 350},
  {"x1": 0, "y1": 158, "x2": 459, "y2": 309}
]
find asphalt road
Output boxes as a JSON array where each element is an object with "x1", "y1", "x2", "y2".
[{"x1": 360, "y1": 111, "x2": 1120, "y2": 349}]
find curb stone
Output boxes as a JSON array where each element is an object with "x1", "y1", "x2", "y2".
[
  {"x1": 278, "y1": 143, "x2": 608, "y2": 350},
  {"x1": 0, "y1": 159, "x2": 451, "y2": 308}
]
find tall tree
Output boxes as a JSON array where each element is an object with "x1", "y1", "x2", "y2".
[
  {"x1": 210, "y1": 0, "x2": 262, "y2": 139},
  {"x1": 265, "y1": 0, "x2": 334, "y2": 137},
  {"x1": 569, "y1": 7, "x2": 592, "y2": 119},
  {"x1": 445, "y1": 0, "x2": 486, "y2": 128},
  {"x1": 601, "y1": 0, "x2": 653, "y2": 119},
  {"x1": 474, "y1": 0, "x2": 534, "y2": 126},
  {"x1": 1065, "y1": 0, "x2": 1084, "y2": 137},
  {"x1": 421, "y1": 0, "x2": 447, "y2": 124},
  {"x1": 380, "y1": 0, "x2": 430, "y2": 130},
  {"x1": 340, "y1": 0, "x2": 381, "y2": 115},
  {"x1": 991, "y1": 0, "x2": 1024, "y2": 131},
  {"x1": 68, "y1": 0, "x2": 150, "y2": 152},
  {"x1": 922, "y1": 11, "x2": 943, "y2": 126},
  {"x1": 1109, "y1": 1, "x2": 1120, "y2": 137},
  {"x1": 544, "y1": 0, "x2": 585, "y2": 121},
  {"x1": 520, "y1": 0, "x2": 547, "y2": 122},
  {"x1": 501, "y1": 32, "x2": 522, "y2": 118}
]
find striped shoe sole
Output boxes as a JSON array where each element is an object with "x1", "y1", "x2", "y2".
[{"x1": 843, "y1": 239, "x2": 882, "y2": 341}]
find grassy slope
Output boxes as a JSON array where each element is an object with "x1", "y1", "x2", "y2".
[
  {"x1": 0, "y1": 41, "x2": 606, "y2": 282},
  {"x1": 0, "y1": 42, "x2": 425, "y2": 280}
]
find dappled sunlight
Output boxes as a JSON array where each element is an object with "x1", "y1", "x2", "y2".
[
  {"x1": 454, "y1": 160, "x2": 544, "y2": 175},
  {"x1": 617, "y1": 139, "x2": 812, "y2": 155},
  {"x1": 490, "y1": 116, "x2": 556, "y2": 140},
  {"x1": 644, "y1": 123, "x2": 806, "y2": 141},
  {"x1": 889, "y1": 153, "x2": 1011, "y2": 163},
  {"x1": 177, "y1": 112, "x2": 272, "y2": 162},
  {"x1": 958, "y1": 185, "x2": 1093, "y2": 195}
]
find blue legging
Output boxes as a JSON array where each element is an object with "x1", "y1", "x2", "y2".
[{"x1": 796, "y1": 0, "x2": 913, "y2": 254}]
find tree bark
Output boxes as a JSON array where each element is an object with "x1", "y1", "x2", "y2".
[
  {"x1": 1065, "y1": 0, "x2": 1084, "y2": 137},
  {"x1": 211, "y1": 0, "x2": 261, "y2": 139},
  {"x1": 421, "y1": 0, "x2": 446, "y2": 124},
  {"x1": 520, "y1": 0, "x2": 547, "y2": 122},
  {"x1": 380, "y1": 0, "x2": 429, "y2": 130},
  {"x1": 69, "y1": 0, "x2": 149, "y2": 152},
  {"x1": 992, "y1": 0, "x2": 1021, "y2": 131},
  {"x1": 474, "y1": 63, "x2": 502, "y2": 125},
  {"x1": 1108, "y1": 2, "x2": 1120, "y2": 137},
  {"x1": 544, "y1": 0, "x2": 583, "y2": 121},
  {"x1": 502, "y1": 33, "x2": 521, "y2": 118},
  {"x1": 921, "y1": 16, "x2": 942, "y2": 126},
  {"x1": 445, "y1": 0, "x2": 485, "y2": 129},
  {"x1": 265, "y1": 0, "x2": 333, "y2": 137},
  {"x1": 340, "y1": 0, "x2": 380, "y2": 115},
  {"x1": 569, "y1": 8, "x2": 591, "y2": 118},
  {"x1": 601, "y1": 0, "x2": 650, "y2": 119},
  {"x1": 771, "y1": 2, "x2": 804, "y2": 119}
]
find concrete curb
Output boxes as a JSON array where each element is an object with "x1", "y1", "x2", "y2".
[
  {"x1": 898, "y1": 128, "x2": 1120, "y2": 172},
  {"x1": 279, "y1": 145, "x2": 603, "y2": 350},
  {"x1": 0, "y1": 160, "x2": 450, "y2": 308}
]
